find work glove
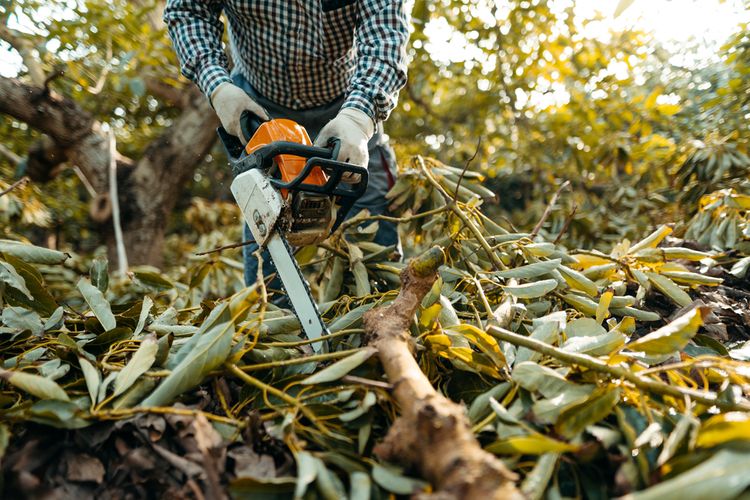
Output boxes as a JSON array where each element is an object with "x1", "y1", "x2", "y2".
[
  {"x1": 315, "y1": 107, "x2": 374, "y2": 183},
  {"x1": 210, "y1": 82, "x2": 270, "y2": 142}
]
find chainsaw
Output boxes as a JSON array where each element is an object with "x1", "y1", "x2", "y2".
[{"x1": 218, "y1": 111, "x2": 368, "y2": 352}]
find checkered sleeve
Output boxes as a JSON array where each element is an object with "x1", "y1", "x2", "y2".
[
  {"x1": 163, "y1": 0, "x2": 232, "y2": 100},
  {"x1": 342, "y1": 0, "x2": 410, "y2": 123}
]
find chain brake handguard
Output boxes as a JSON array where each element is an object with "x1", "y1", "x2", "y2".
[{"x1": 218, "y1": 112, "x2": 368, "y2": 232}]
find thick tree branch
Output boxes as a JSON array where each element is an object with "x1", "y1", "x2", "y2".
[
  {"x1": 0, "y1": 23, "x2": 45, "y2": 86},
  {"x1": 0, "y1": 74, "x2": 218, "y2": 265},
  {"x1": 363, "y1": 247, "x2": 522, "y2": 499}
]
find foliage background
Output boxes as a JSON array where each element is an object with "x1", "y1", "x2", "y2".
[{"x1": 2, "y1": 0, "x2": 750, "y2": 498}]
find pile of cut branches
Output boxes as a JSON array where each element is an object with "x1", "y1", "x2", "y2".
[{"x1": 2, "y1": 156, "x2": 750, "y2": 499}]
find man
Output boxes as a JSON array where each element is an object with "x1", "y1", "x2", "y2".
[{"x1": 163, "y1": 0, "x2": 409, "y2": 287}]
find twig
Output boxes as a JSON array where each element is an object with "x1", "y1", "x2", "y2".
[
  {"x1": 108, "y1": 128, "x2": 128, "y2": 274},
  {"x1": 194, "y1": 240, "x2": 254, "y2": 256},
  {"x1": 419, "y1": 156, "x2": 507, "y2": 270},
  {"x1": 530, "y1": 180, "x2": 570, "y2": 239},
  {"x1": 553, "y1": 204, "x2": 577, "y2": 245},
  {"x1": 341, "y1": 375, "x2": 393, "y2": 390},
  {"x1": 226, "y1": 363, "x2": 327, "y2": 433},
  {"x1": 233, "y1": 348, "x2": 366, "y2": 372},
  {"x1": 335, "y1": 206, "x2": 448, "y2": 235},
  {"x1": 487, "y1": 325, "x2": 750, "y2": 412},
  {"x1": 453, "y1": 136, "x2": 482, "y2": 202},
  {"x1": 0, "y1": 176, "x2": 29, "y2": 198}
]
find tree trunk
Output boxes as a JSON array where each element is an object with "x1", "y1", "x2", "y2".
[{"x1": 0, "y1": 76, "x2": 218, "y2": 267}]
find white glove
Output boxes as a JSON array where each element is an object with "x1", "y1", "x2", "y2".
[
  {"x1": 315, "y1": 108, "x2": 374, "y2": 183},
  {"x1": 210, "y1": 82, "x2": 270, "y2": 142}
]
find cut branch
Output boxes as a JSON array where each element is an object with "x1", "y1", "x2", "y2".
[{"x1": 363, "y1": 246, "x2": 521, "y2": 499}]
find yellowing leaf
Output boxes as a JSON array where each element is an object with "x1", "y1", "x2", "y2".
[
  {"x1": 596, "y1": 290, "x2": 614, "y2": 324},
  {"x1": 629, "y1": 225, "x2": 673, "y2": 254},
  {"x1": 448, "y1": 324, "x2": 506, "y2": 368},
  {"x1": 696, "y1": 412, "x2": 750, "y2": 448},
  {"x1": 486, "y1": 434, "x2": 578, "y2": 455},
  {"x1": 571, "y1": 253, "x2": 612, "y2": 270},
  {"x1": 558, "y1": 266, "x2": 598, "y2": 297},
  {"x1": 627, "y1": 306, "x2": 709, "y2": 355}
]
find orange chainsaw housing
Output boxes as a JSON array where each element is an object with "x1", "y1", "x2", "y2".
[{"x1": 244, "y1": 119, "x2": 328, "y2": 196}]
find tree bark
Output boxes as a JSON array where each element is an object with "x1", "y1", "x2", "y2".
[
  {"x1": 0, "y1": 76, "x2": 217, "y2": 267},
  {"x1": 363, "y1": 247, "x2": 522, "y2": 499}
]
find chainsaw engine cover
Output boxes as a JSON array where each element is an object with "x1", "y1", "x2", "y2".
[{"x1": 243, "y1": 119, "x2": 336, "y2": 246}]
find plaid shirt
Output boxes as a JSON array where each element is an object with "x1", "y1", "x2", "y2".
[{"x1": 163, "y1": 0, "x2": 409, "y2": 123}]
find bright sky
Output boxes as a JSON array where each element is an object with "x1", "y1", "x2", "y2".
[{"x1": 424, "y1": 0, "x2": 749, "y2": 66}]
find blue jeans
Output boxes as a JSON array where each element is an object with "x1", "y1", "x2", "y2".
[{"x1": 231, "y1": 73, "x2": 400, "y2": 287}]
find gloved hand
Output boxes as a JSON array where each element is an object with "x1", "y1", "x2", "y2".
[
  {"x1": 210, "y1": 82, "x2": 270, "y2": 142},
  {"x1": 315, "y1": 107, "x2": 374, "y2": 183}
]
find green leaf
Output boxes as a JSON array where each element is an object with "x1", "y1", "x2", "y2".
[
  {"x1": 294, "y1": 451, "x2": 318, "y2": 499},
  {"x1": 77, "y1": 278, "x2": 117, "y2": 331},
  {"x1": 555, "y1": 386, "x2": 621, "y2": 438},
  {"x1": 521, "y1": 453, "x2": 560, "y2": 500},
  {"x1": 0, "y1": 368, "x2": 70, "y2": 401},
  {"x1": 349, "y1": 471, "x2": 371, "y2": 500},
  {"x1": 504, "y1": 279, "x2": 558, "y2": 299},
  {"x1": 630, "y1": 449, "x2": 750, "y2": 500},
  {"x1": 113, "y1": 334, "x2": 158, "y2": 398},
  {"x1": 301, "y1": 347, "x2": 376, "y2": 385},
  {"x1": 627, "y1": 306, "x2": 709, "y2": 355},
  {"x1": 140, "y1": 304, "x2": 234, "y2": 407},
  {"x1": 43, "y1": 307, "x2": 64, "y2": 331},
  {"x1": 565, "y1": 318, "x2": 606, "y2": 338},
  {"x1": 658, "y1": 415, "x2": 697, "y2": 466},
  {"x1": 646, "y1": 272, "x2": 693, "y2": 307},
  {"x1": 0, "y1": 240, "x2": 69, "y2": 264},
  {"x1": 352, "y1": 261, "x2": 370, "y2": 297},
  {"x1": 561, "y1": 330, "x2": 626, "y2": 356},
  {"x1": 90, "y1": 256, "x2": 109, "y2": 293},
  {"x1": 2, "y1": 255, "x2": 58, "y2": 315},
  {"x1": 0, "y1": 260, "x2": 32, "y2": 299},
  {"x1": 134, "y1": 296, "x2": 153, "y2": 336},
  {"x1": 132, "y1": 269, "x2": 174, "y2": 291},
  {"x1": 372, "y1": 464, "x2": 428, "y2": 495},
  {"x1": 0, "y1": 423, "x2": 9, "y2": 460},
  {"x1": 496, "y1": 259, "x2": 561, "y2": 280},
  {"x1": 78, "y1": 357, "x2": 101, "y2": 404},
  {"x1": 1, "y1": 306, "x2": 44, "y2": 335}
]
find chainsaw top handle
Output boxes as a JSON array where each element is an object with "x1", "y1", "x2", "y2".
[{"x1": 217, "y1": 110, "x2": 368, "y2": 204}]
